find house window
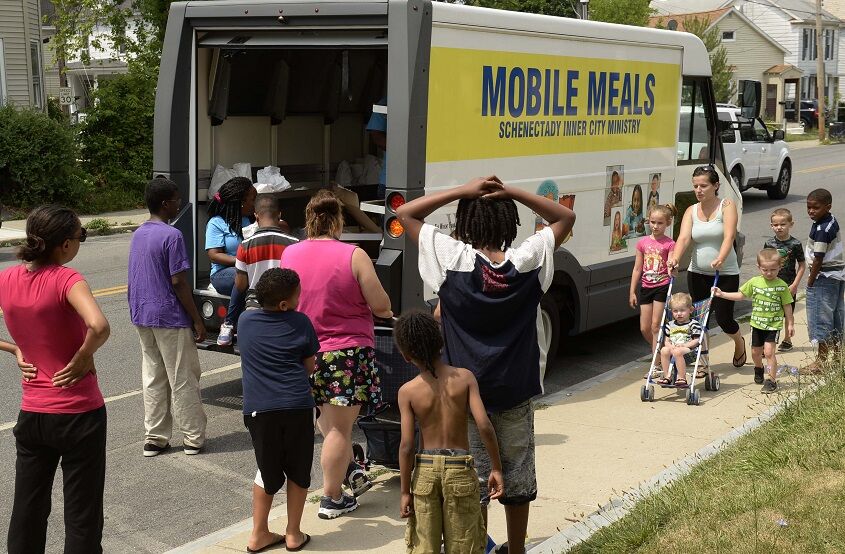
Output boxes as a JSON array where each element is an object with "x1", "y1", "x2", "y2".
[
  {"x1": 0, "y1": 39, "x2": 7, "y2": 106},
  {"x1": 802, "y1": 28, "x2": 819, "y2": 61},
  {"x1": 722, "y1": 30, "x2": 736, "y2": 42},
  {"x1": 824, "y1": 29, "x2": 835, "y2": 61},
  {"x1": 29, "y1": 40, "x2": 43, "y2": 109}
]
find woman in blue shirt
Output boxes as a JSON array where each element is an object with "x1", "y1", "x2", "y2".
[{"x1": 206, "y1": 177, "x2": 256, "y2": 345}]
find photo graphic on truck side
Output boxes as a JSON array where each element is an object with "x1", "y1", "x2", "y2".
[{"x1": 603, "y1": 165, "x2": 624, "y2": 226}]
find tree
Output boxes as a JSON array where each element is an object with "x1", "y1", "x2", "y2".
[
  {"x1": 589, "y1": 0, "x2": 653, "y2": 27},
  {"x1": 464, "y1": 0, "x2": 576, "y2": 18},
  {"x1": 674, "y1": 17, "x2": 735, "y2": 103}
]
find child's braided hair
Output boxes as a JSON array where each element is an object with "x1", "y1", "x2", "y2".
[
  {"x1": 208, "y1": 177, "x2": 253, "y2": 239},
  {"x1": 454, "y1": 197, "x2": 520, "y2": 251},
  {"x1": 394, "y1": 310, "x2": 443, "y2": 378}
]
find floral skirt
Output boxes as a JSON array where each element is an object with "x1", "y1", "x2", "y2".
[{"x1": 311, "y1": 346, "x2": 381, "y2": 407}]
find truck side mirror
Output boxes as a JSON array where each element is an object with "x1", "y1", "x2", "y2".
[
  {"x1": 772, "y1": 129, "x2": 785, "y2": 141},
  {"x1": 738, "y1": 80, "x2": 762, "y2": 120}
]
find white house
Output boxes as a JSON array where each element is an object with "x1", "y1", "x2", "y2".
[{"x1": 0, "y1": 0, "x2": 46, "y2": 109}]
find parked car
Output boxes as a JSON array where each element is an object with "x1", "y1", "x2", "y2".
[
  {"x1": 718, "y1": 107, "x2": 791, "y2": 200},
  {"x1": 783, "y1": 99, "x2": 818, "y2": 129}
]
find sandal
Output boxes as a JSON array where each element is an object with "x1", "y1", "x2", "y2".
[
  {"x1": 657, "y1": 377, "x2": 672, "y2": 385},
  {"x1": 695, "y1": 370, "x2": 708, "y2": 379},
  {"x1": 732, "y1": 340, "x2": 747, "y2": 367},
  {"x1": 674, "y1": 378, "x2": 688, "y2": 388}
]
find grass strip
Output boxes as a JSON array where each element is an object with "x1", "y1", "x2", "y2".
[{"x1": 570, "y1": 354, "x2": 845, "y2": 554}]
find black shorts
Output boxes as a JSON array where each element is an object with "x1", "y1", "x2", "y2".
[
  {"x1": 244, "y1": 408, "x2": 315, "y2": 494},
  {"x1": 751, "y1": 328, "x2": 780, "y2": 348},
  {"x1": 638, "y1": 283, "x2": 670, "y2": 305}
]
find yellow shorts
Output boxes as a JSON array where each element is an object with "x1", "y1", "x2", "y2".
[{"x1": 405, "y1": 452, "x2": 486, "y2": 554}]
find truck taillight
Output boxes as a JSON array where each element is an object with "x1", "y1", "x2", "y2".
[
  {"x1": 388, "y1": 192, "x2": 405, "y2": 212},
  {"x1": 387, "y1": 217, "x2": 404, "y2": 237}
]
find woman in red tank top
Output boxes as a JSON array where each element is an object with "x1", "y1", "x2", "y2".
[
  {"x1": 281, "y1": 190, "x2": 392, "y2": 519},
  {"x1": 0, "y1": 205, "x2": 110, "y2": 553}
]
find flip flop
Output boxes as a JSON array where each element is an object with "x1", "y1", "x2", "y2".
[
  {"x1": 732, "y1": 340, "x2": 747, "y2": 368},
  {"x1": 287, "y1": 533, "x2": 311, "y2": 552},
  {"x1": 247, "y1": 534, "x2": 285, "y2": 553}
]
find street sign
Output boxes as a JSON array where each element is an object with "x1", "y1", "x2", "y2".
[{"x1": 59, "y1": 87, "x2": 73, "y2": 106}]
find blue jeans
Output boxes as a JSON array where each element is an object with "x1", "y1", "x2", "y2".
[
  {"x1": 210, "y1": 266, "x2": 245, "y2": 326},
  {"x1": 806, "y1": 275, "x2": 845, "y2": 344}
]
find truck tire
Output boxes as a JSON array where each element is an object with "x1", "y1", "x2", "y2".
[
  {"x1": 730, "y1": 166, "x2": 744, "y2": 192},
  {"x1": 768, "y1": 161, "x2": 790, "y2": 200},
  {"x1": 540, "y1": 294, "x2": 561, "y2": 372}
]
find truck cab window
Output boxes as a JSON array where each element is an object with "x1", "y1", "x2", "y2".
[
  {"x1": 677, "y1": 79, "x2": 712, "y2": 163},
  {"x1": 717, "y1": 111, "x2": 736, "y2": 144}
]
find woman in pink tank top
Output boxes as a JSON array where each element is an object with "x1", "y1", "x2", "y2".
[
  {"x1": 0, "y1": 205, "x2": 111, "y2": 553},
  {"x1": 281, "y1": 190, "x2": 392, "y2": 519}
]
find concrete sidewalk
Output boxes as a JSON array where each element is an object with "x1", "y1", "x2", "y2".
[
  {"x1": 0, "y1": 208, "x2": 149, "y2": 244},
  {"x1": 175, "y1": 304, "x2": 817, "y2": 554}
]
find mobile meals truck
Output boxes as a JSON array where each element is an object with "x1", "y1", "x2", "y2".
[{"x1": 153, "y1": 0, "x2": 755, "y2": 368}]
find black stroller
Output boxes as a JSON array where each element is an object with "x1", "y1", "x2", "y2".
[{"x1": 353, "y1": 317, "x2": 418, "y2": 470}]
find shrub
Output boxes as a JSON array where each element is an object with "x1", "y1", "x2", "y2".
[
  {"x1": 0, "y1": 104, "x2": 90, "y2": 208},
  {"x1": 78, "y1": 66, "x2": 155, "y2": 207}
]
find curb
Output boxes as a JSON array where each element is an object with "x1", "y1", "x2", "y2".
[{"x1": 0, "y1": 224, "x2": 140, "y2": 248}]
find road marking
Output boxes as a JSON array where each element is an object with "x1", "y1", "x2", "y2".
[
  {"x1": 92, "y1": 285, "x2": 128, "y2": 297},
  {"x1": 796, "y1": 162, "x2": 845, "y2": 174},
  {"x1": 0, "y1": 361, "x2": 242, "y2": 432},
  {"x1": 0, "y1": 285, "x2": 129, "y2": 316}
]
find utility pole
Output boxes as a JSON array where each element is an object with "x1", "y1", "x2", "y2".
[
  {"x1": 816, "y1": 0, "x2": 826, "y2": 140},
  {"x1": 578, "y1": 0, "x2": 589, "y2": 20}
]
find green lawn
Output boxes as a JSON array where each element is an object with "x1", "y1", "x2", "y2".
[
  {"x1": 570, "y1": 354, "x2": 845, "y2": 554},
  {"x1": 785, "y1": 132, "x2": 819, "y2": 142}
]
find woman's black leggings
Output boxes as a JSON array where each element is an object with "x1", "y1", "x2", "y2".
[
  {"x1": 8, "y1": 406, "x2": 106, "y2": 554},
  {"x1": 687, "y1": 271, "x2": 740, "y2": 335}
]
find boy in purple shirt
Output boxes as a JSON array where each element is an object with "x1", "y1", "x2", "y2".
[{"x1": 128, "y1": 177, "x2": 208, "y2": 457}]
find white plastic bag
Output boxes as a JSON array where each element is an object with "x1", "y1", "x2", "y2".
[
  {"x1": 233, "y1": 162, "x2": 252, "y2": 179},
  {"x1": 209, "y1": 164, "x2": 236, "y2": 198},
  {"x1": 242, "y1": 221, "x2": 259, "y2": 240},
  {"x1": 335, "y1": 160, "x2": 353, "y2": 188},
  {"x1": 361, "y1": 154, "x2": 382, "y2": 185},
  {"x1": 255, "y1": 165, "x2": 291, "y2": 193}
]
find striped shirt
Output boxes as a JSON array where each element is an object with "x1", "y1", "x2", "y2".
[
  {"x1": 663, "y1": 318, "x2": 703, "y2": 347},
  {"x1": 235, "y1": 227, "x2": 298, "y2": 305},
  {"x1": 806, "y1": 214, "x2": 845, "y2": 280}
]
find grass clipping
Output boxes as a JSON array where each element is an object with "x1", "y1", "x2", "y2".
[{"x1": 572, "y1": 353, "x2": 845, "y2": 554}]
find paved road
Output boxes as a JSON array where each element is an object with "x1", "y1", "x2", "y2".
[{"x1": 0, "y1": 143, "x2": 842, "y2": 552}]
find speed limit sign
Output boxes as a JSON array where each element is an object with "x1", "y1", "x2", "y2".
[{"x1": 59, "y1": 87, "x2": 73, "y2": 106}]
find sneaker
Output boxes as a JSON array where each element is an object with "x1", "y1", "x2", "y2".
[
  {"x1": 143, "y1": 443, "x2": 170, "y2": 457},
  {"x1": 318, "y1": 494, "x2": 358, "y2": 519},
  {"x1": 762, "y1": 380, "x2": 778, "y2": 394},
  {"x1": 183, "y1": 443, "x2": 202, "y2": 456},
  {"x1": 217, "y1": 323, "x2": 234, "y2": 346},
  {"x1": 778, "y1": 340, "x2": 793, "y2": 352},
  {"x1": 344, "y1": 466, "x2": 373, "y2": 497},
  {"x1": 754, "y1": 367, "x2": 764, "y2": 385}
]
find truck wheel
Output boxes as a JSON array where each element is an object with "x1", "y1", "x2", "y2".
[
  {"x1": 768, "y1": 162, "x2": 790, "y2": 200},
  {"x1": 730, "y1": 167, "x2": 744, "y2": 192},
  {"x1": 540, "y1": 294, "x2": 561, "y2": 375}
]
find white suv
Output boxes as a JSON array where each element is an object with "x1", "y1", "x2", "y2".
[{"x1": 717, "y1": 106, "x2": 791, "y2": 200}]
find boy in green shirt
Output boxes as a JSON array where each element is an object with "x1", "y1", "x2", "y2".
[{"x1": 714, "y1": 249, "x2": 794, "y2": 394}]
